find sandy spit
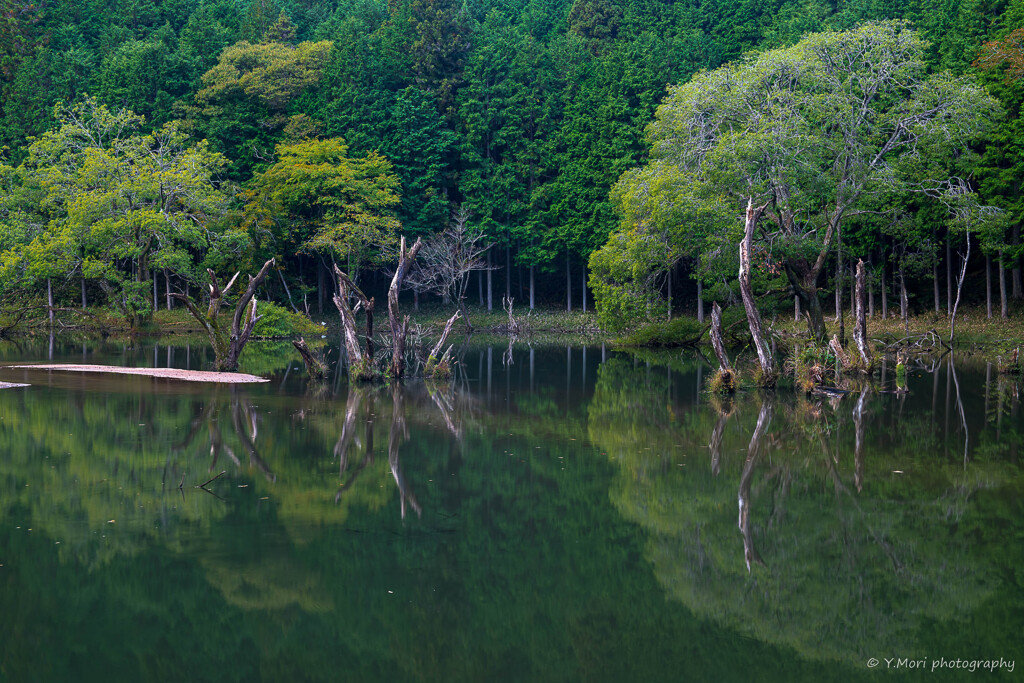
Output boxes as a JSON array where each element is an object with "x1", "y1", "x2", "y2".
[
  {"x1": 4, "y1": 364, "x2": 270, "y2": 384},
  {"x1": 0, "y1": 381, "x2": 29, "y2": 389}
]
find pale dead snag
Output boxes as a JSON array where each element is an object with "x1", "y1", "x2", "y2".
[
  {"x1": 709, "y1": 301, "x2": 736, "y2": 393},
  {"x1": 853, "y1": 259, "x2": 871, "y2": 369},
  {"x1": 425, "y1": 310, "x2": 461, "y2": 379},
  {"x1": 388, "y1": 236, "x2": 423, "y2": 379},
  {"x1": 829, "y1": 334, "x2": 851, "y2": 370},
  {"x1": 739, "y1": 199, "x2": 775, "y2": 386},
  {"x1": 332, "y1": 264, "x2": 376, "y2": 380},
  {"x1": 292, "y1": 337, "x2": 328, "y2": 381}
]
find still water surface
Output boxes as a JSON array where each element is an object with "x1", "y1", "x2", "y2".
[{"x1": 0, "y1": 338, "x2": 1021, "y2": 682}]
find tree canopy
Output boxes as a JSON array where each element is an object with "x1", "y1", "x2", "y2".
[{"x1": 594, "y1": 21, "x2": 1000, "y2": 334}]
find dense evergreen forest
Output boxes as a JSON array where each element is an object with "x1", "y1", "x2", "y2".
[{"x1": 0, "y1": 0, "x2": 1022, "y2": 331}]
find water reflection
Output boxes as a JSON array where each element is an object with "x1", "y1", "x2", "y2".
[
  {"x1": 738, "y1": 399, "x2": 770, "y2": 572},
  {"x1": 175, "y1": 393, "x2": 277, "y2": 484},
  {"x1": 589, "y1": 353, "x2": 1024, "y2": 667},
  {"x1": 0, "y1": 338, "x2": 1021, "y2": 681}
]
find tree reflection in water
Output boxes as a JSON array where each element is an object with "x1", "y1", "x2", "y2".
[
  {"x1": 738, "y1": 399, "x2": 770, "y2": 572},
  {"x1": 175, "y1": 389, "x2": 276, "y2": 484},
  {"x1": 589, "y1": 353, "x2": 1023, "y2": 666}
]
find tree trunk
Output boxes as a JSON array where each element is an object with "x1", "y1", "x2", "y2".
[
  {"x1": 853, "y1": 259, "x2": 869, "y2": 368},
  {"x1": 946, "y1": 235, "x2": 953, "y2": 315},
  {"x1": 868, "y1": 274, "x2": 874, "y2": 318},
  {"x1": 1000, "y1": 252, "x2": 1009, "y2": 319},
  {"x1": 900, "y1": 266, "x2": 909, "y2": 337},
  {"x1": 425, "y1": 310, "x2": 461, "y2": 378},
  {"x1": 881, "y1": 260, "x2": 888, "y2": 320},
  {"x1": 934, "y1": 230, "x2": 941, "y2": 312},
  {"x1": 986, "y1": 254, "x2": 993, "y2": 319},
  {"x1": 710, "y1": 302, "x2": 731, "y2": 371},
  {"x1": 666, "y1": 265, "x2": 672, "y2": 320},
  {"x1": 784, "y1": 264, "x2": 826, "y2": 342},
  {"x1": 950, "y1": 231, "x2": 970, "y2": 344},
  {"x1": 566, "y1": 248, "x2": 572, "y2": 313},
  {"x1": 172, "y1": 259, "x2": 275, "y2": 372},
  {"x1": 739, "y1": 199, "x2": 775, "y2": 384},
  {"x1": 164, "y1": 269, "x2": 172, "y2": 311},
  {"x1": 697, "y1": 280, "x2": 704, "y2": 323},
  {"x1": 529, "y1": 265, "x2": 535, "y2": 310},
  {"x1": 505, "y1": 245, "x2": 511, "y2": 302},
  {"x1": 710, "y1": 301, "x2": 735, "y2": 393},
  {"x1": 486, "y1": 250, "x2": 493, "y2": 311},
  {"x1": 47, "y1": 278, "x2": 54, "y2": 327},
  {"x1": 582, "y1": 265, "x2": 587, "y2": 313},
  {"x1": 318, "y1": 259, "x2": 325, "y2": 315},
  {"x1": 292, "y1": 337, "x2": 328, "y2": 380},
  {"x1": 333, "y1": 267, "x2": 367, "y2": 373},
  {"x1": 1013, "y1": 223, "x2": 1022, "y2": 299},
  {"x1": 388, "y1": 236, "x2": 423, "y2": 378},
  {"x1": 795, "y1": 295, "x2": 800, "y2": 322},
  {"x1": 81, "y1": 277, "x2": 87, "y2": 310},
  {"x1": 834, "y1": 225, "x2": 842, "y2": 331}
]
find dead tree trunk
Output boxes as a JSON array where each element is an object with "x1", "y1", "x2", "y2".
[
  {"x1": 950, "y1": 231, "x2": 970, "y2": 344},
  {"x1": 332, "y1": 265, "x2": 374, "y2": 380},
  {"x1": 388, "y1": 236, "x2": 423, "y2": 378},
  {"x1": 292, "y1": 337, "x2": 328, "y2": 381},
  {"x1": 710, "y1": 302, "x2": 731, "y2": 372},
  {"x1": 709, "y1": 301, "x2": 736, "y2": 393},
  {"x1": 425, "y1": 310, "x2": 461, "y2": 379},
  {"x1": 899, "y1": 266, "x2": 910, "y2": 337},
  {"x1": 739, "y1": 199, "x2": 775, "y2": 385},
  {"x1": 829, "y1": 334, "x2": 851, "y2": 371},
  {"x1": 171, "y1": 259, "x2": 275, "y2": 372},
  {"x1": 853, "y1": 259, "x2": 870, "y2": 368},
  {"x1": 333, "y1": 265, "x2": 375, "y2": 363}
]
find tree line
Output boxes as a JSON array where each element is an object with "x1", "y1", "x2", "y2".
[{"x1": 0, "y1": 0, "x2": 1022, "y2": 329}]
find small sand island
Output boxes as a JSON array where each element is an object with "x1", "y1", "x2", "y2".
[
  {"x1": 4, "y1": 364, "x2": 269, "y2": 384},
  {"x1": 0, "y1": 381, "x2": 29, "y2": 389}
]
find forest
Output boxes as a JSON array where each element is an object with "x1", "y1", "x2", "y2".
[{"x1": 0, "y1": 0, "x2": 1023, "y2": 337}]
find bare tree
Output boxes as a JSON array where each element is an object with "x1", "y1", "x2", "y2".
[
  {"x1": 406, "y1": 206, "x2": 492, "y2": 333},
  {"x1": 172, "y1": 259, "x2": 275, "y2": 372}
]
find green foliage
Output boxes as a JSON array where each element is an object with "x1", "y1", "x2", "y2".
[
  {"x1": 241, "y1": 137, "x2": 402, "y2": 266},
  {"x1": 252, "y1": 301, "x2": 324, "y2": 338},
  {"x1": 0, "y1": 0, "x2": 1023, "y2": 323},
  {"x1": 196, "y1": 39, "x2": 332, "y2": 112},
  {"x1": 0, "y1": 97, "x2": 230, "y2": 327},
  {"x1": 614, "y1": 316, "x2": 704, "y2": 347}
]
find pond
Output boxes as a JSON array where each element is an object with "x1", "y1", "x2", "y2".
[{"x1": 0, "y1": 337, "x2": 1021, "y2": 682}]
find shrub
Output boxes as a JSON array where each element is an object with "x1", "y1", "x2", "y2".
[
  {"x1": 616, "y1": 317, "x2": 704, "y2": 347},
  {"x1": 253, "y1": 302, "x2": 324, "y2": 338}
]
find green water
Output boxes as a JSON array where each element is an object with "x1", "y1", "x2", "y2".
[{"x1": 0, "y1": 339, "x2": 1021, "y2": 682}]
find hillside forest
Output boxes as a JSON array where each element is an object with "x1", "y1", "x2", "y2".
[{"x1": 1, "y1": 0, "x2": 1024, "y2": 333}]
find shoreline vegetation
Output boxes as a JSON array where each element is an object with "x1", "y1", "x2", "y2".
[{"x1": 3, "y1": 301, "x2": 1019, "y2": 374}]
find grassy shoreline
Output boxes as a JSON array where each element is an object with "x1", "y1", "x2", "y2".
[{"x1": 5, "y1": 301, "x2": 1021, "y2": 360}]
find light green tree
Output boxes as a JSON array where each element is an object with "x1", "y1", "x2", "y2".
[
  {"x1": 0, "y1": 98, "x2": 231, "y2": 328},
  {"x1": 599, "y1": 21, "x2": 999, "y2": 340},
  {"x1": 241, "y1": 137, "x2": 402, "y2": 269}
]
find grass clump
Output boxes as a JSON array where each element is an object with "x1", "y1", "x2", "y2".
[{"x1": 706, "y1": 367, "x2": 738, "y2": 394}]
